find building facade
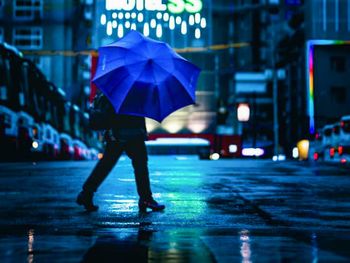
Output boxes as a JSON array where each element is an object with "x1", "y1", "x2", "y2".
[
  {"x1": 0, "y1": 0, "x2": 94, "y2": 111},
  {"x1": 305, "y1": 0, "x2": 350, "y2": 134}
]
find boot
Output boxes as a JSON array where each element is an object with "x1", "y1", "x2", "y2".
[
  {"x1": 138, "y1": 198, "x2": 165, "y2": 212},
  {"x1": 76, "y1": 191, "x2": 99, "y2": 212}
]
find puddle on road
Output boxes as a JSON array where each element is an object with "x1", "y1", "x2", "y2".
[{"x1": 1, "y1": 226, "x2": 349, "y2": 262}]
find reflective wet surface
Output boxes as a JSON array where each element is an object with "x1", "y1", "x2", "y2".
[{"x1": 0, "y1": 157, "x2": 350, "y2": 262}]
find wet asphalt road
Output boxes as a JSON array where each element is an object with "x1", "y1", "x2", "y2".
[{"x1": 0, "y1": 156, "x2": 350, "y2": 262}]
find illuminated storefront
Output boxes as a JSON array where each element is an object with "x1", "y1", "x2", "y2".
[{"x1": 94, "y1": 0, "x2": 212, "y2": 48}]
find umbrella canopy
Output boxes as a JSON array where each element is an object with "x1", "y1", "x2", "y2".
[{"x1": 92, "y1": 30, "x2": 201, "y2": 122}]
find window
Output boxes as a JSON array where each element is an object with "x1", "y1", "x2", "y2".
[
  {"x1": 330, "y1": 86, "x2": 347, "y2": 104},
  {"x1": 330, "y1": 56, "x2": 346, "y2": 72},
  {"x1": 13, "y1": 27, "x2": 43, "y2": 49},
  {"x1": 14, "y1": 0, "x2": 43, "y2": 20}
]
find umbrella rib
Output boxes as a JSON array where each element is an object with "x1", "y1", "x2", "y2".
[
  {"x1": 95, "y1": 47, "x2": 148, "y2": 79},
  {"x1": 168, "y1": 72, "x2": 196, "y2": 102},
  {"x1": 94, "y1": 60, "x2": 148, "y2": 82}
]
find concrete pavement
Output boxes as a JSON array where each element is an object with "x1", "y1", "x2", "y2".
[{"x1": 0, "y1": 157, "x2": 349, "y2": 262}]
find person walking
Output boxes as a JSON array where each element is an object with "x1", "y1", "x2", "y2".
[{"x1": 77, "y1": 111, "x2": 165, "y2": 213}]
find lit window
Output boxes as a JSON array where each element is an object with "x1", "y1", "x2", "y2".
[
  {"x1": 14, "y1": 0, "x2": 43, "y2": 20},
  {"x1": 13, "y1": 27, "x2": 43, "y2": 50}
]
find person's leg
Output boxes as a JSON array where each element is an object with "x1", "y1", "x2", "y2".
[
  {"x1": 125, "y1": 139, "x2": 165, "y2": 212},
  {"x1": 125, "y1": 139, "x2": 152, "y2": 200},
  {"x1": 77, "y1": 141, "x2": 124, "y2": 211},
  {"x1": 83, "y1": 141, "x2": 123, "y2": 192}
]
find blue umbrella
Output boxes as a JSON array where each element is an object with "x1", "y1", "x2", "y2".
[{"x1": 92, "y1": 30, "x2": 201, "y2": 122}]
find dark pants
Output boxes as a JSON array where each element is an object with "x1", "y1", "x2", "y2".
[{"x1": 83, "y1": 139, "x2": 152, "y2": 200}]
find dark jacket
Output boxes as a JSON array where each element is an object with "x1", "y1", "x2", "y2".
[{"x1": 105, "y1": 114, "x2": 148, "y2": 142}]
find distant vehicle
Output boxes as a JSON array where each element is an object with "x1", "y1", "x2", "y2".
[
  {"x1": 31, "y1": 122, "x2": 45, "y2": 159},
  {"x1": 42, "y1": 124, "x2": 60, "y2": 160},
  {"x1": 330, "y1": 122, "x2": 342, "y2": 162},
  {"x1": 16, "y1": 111, "x2": 35, "y2": 160},
  {"x1": 0, "y1": 105, "x2": 18, "y2": 160},
  {"x1": 338, "y1": 116, "x2": 350, "y2": 164},
  {"x1": 322, "y1": 124, "x2": 335, "y2": 162},
  {"x1": 72, "y1": 139, "x2": 88, "y2": 160},
  {"x1": 89, "y1": 148, "x2": 99, "y2": 160},
  {"x1": 322, "y1": 125, "x2": 333, "y2": 147},
  {"x1": 308, "y1": 130, "x2": 324, "y2": 161},
  {"x1": 59, "y1": 133, "x2": 74, "y2": 160},
  {"x1": 0, "y1": 42, "x2": 101, "y2": 162},
  {"x1": 340, "y1": 116, "x2": 350, "y2": 142}
]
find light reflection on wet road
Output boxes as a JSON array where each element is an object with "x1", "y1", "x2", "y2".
[{"x1": 0, "y1": 157, "x2": 350, "y2": 262}]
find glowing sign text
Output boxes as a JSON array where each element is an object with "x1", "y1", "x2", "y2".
[{"x1": 106, "y1": 0, "x2": 203, "y2": 14}]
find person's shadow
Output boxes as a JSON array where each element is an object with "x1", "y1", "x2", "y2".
[{"x1": 81, "y1": 223, "x2": 154, "y2": 263}]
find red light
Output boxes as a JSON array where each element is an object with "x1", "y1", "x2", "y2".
[
  {"x1": 315, "y1": 133, "x2": 319, "y2": 139},
  {"x1": 330, "y1": 148, "x2": 335, "y2": 158},
  {"x1": 341, "y1": 159, "x2": 347, "y2": 164},
  {"x1": 313, "y1": 152, "x2": 319, "y2": 161},
  {"x1": 338, "y1": 146, "x2": 344, "y2": 156},
  {"x1": 341, "y1": 121, "x2": 345, "y2": 127}
]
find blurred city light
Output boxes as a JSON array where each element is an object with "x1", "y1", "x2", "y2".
[
  {"x1": 32, "y1": 141, "x2": 39, "y2": 149},
  {"x1": 188, "y1": 122, "x2": 207, "y2": 133},
  {"x1": 242, "y1": 148, "x2": 264, "y2": 157},
  {"x1": 292, "y1": 147, "x2": 299, "y2": 159},
  {"x1": 146, "y1": 138, "x2": 210, "y2": 146},
  {"x1": 143, "y1": 22, "x2": 150, "y2": 36},
  {"x1": 297, "y1": 140, "x2": 309, "y2": 160},
  {"x1": 195, "y1": 28, "x2": 201, "y2": 39},
  {"x1": 237, "y1": 103, "x2": 250, "y2": 122},
  {"x1": 100, "y1": 14, "x2": 106, "y2": 25},
  {"x1": 210, "y1": 153, "x2": 220, "y2": 160},
  {"x1": 200, "y1": 17, "x2": 207, "y2": 28},
  {"x1": 163, "y1": 122, "x2": 184, "y2": 134},
  {"x1": 272, "y1": 155, "x2": 286, "y2": 162},
  {"x1": 181, "y1": 21, "x2": 187, "y2": 35},
  {"x1": 229, "y1": 145, "x2": 238, "y2": 153},
  {"x1": 156, "y1": 24, "x2": 163, "y2": 38}
]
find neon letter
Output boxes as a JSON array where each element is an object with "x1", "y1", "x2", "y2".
[
  {"x1": 167, "y1": 0, "x2": 185, "y2": 14},
  {"x1": 185, "y1": 0, "x2": 203, "y2": 13},
  {"x1": 136, "y1": 0, "x2": 144, "y2": 10},
  {"x1": 145, "y1": 0, "x2": 166, "y2": 11},
  {"x1": 122, "y1": 0, "x2": 136, "y2": 11}
]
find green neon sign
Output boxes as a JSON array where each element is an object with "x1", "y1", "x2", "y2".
[
  {"x1": 167, "y1": 0, "x2": 203, "y2": 14},
  {"x1": 105, "y1": 0, "x2": 203, "y2": 14}
]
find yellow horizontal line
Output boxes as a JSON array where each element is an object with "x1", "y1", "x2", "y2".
[{"x1": 22, "y1": 42, "x2": 250, "y2": 56}]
